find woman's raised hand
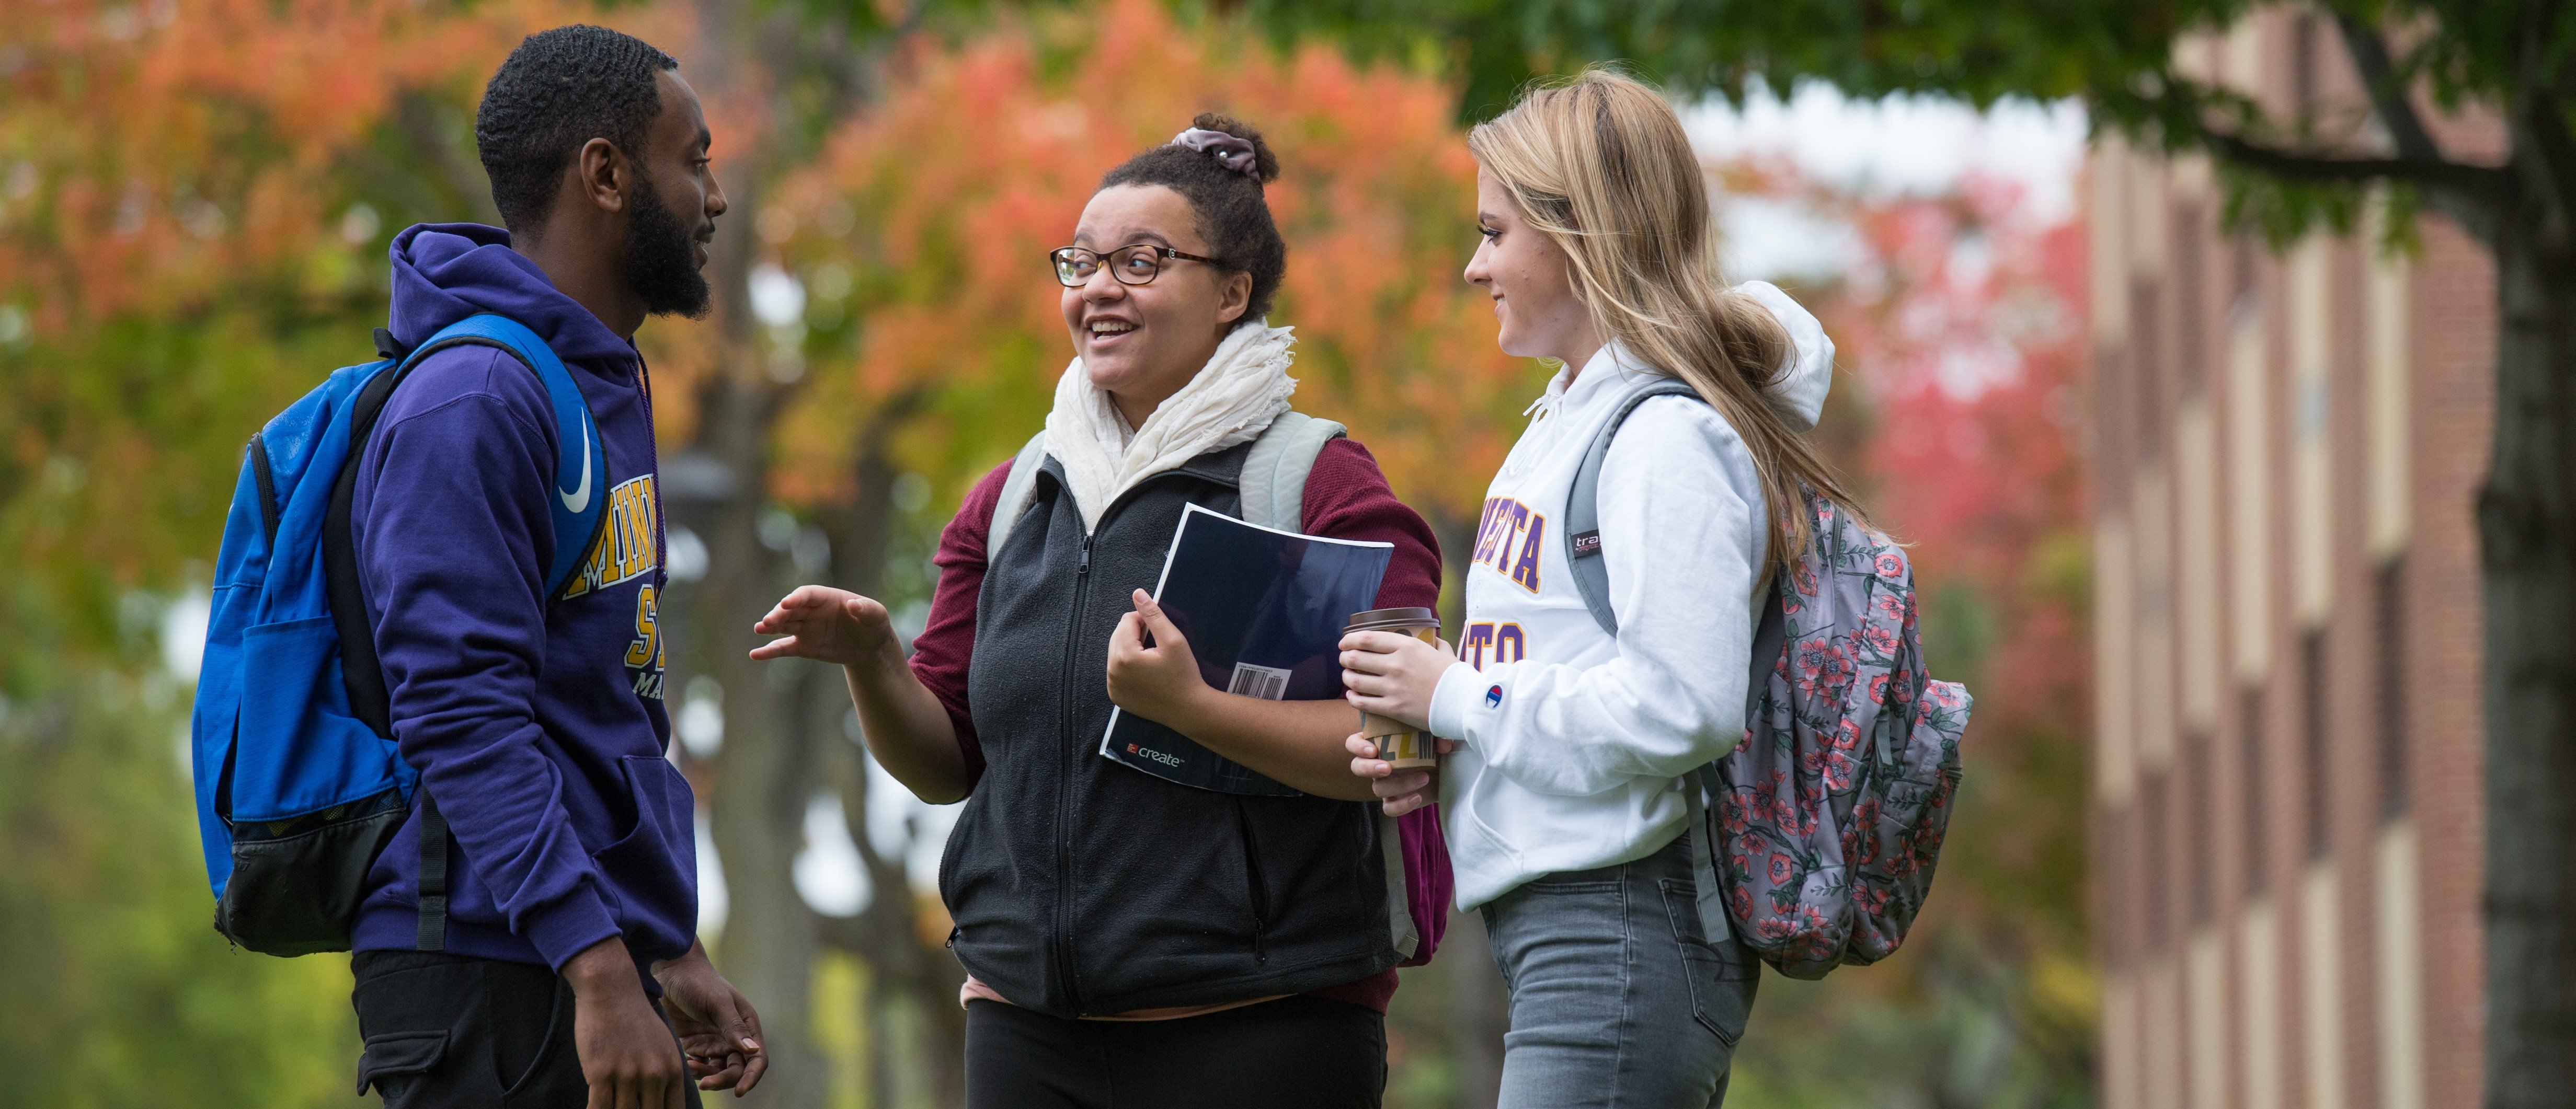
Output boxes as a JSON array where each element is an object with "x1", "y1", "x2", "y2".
[{"x1": 749, "y1": 585, "x2": 894, "y2": 666}]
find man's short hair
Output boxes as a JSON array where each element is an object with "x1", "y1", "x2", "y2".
[{"x1": 475, "y1": 25, "x2": 679, "y2": 230}]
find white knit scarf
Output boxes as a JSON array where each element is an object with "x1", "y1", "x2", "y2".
[{"x1": 1043, "y1": 320, "x2": 1299, "y2": 532}]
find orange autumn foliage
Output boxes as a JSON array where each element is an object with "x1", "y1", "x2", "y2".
[
  {"x1": 764, "y1": 0, "x2": 1537, "y2": 527},
  {"x1": 0, "y1": 0, "x2": 688, "y2": 671},
  {"x1": 0, "y1": 0, "x2": 639, "y2": 323}
]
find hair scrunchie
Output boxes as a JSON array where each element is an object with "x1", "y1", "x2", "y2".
[{"x1": 1173, "y1": 128, "x2": 1261, "y2": 178}]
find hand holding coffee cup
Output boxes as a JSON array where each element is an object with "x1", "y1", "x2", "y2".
[
  {"x1": 1340, "y1": 607, "x2": 1451, "y2": 772},
  {"x1": 1345, "y1": 731, "x2": 1459, "y2": 817}
]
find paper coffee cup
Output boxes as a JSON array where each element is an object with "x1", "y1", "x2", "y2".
[{"x1": 1345, "y1": 606, "x2": 1442, "y2": 770}]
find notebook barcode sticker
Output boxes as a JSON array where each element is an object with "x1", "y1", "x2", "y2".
[{"x1": 1227, "y1": 663, "x2": 1294, "y2": 701}]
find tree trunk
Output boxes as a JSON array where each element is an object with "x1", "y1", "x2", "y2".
[
  {"x1": 673, "y1": 67, "x2": 829, "y2": 1109},
  {"x1": 730, "y1": 414, "x2": 969, "y2": 1106},
  {"x1": 2479, "y1": 194, "x2": 2576, "y2": 1107},
  {"x1": 815, "y1": 435, "x2": 969, "y2": 1107},
  {"x1": 691, "y1": 372, "x2": 829, "y2": 1107},
  {"x1": 666, "y1": 0, "x2": 864, "y2": 1100},
  {"x1": 661, "y1": 0, "x2": 955, "y2": 1092}
]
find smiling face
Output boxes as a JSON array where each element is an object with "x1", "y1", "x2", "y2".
[
  {"x1": 1060, "y1": 184, "x2": 1253, "y2": 424},
  {"x1": 1464, "y1": 166, "x2": 1599, "y2": 366}
]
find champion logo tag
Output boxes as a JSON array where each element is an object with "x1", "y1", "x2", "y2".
[{"x1": 1485, "y1": 685, "x2": 1504, "y2": 709}]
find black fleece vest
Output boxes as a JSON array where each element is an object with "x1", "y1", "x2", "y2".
[{"x1": 944, "y1": 443, "x2": 1399, "y2": 1018}]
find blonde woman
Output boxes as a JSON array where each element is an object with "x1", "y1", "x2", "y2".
[{"x1": 1339, "y1": 70, "x2": 1854, "y2": 1106}]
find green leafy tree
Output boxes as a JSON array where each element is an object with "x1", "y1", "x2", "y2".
[
  {"x1": 0, "y1": 689, "x2": 366, "y2": 1107},
  {"x1": 1230, "y1": 1, "x2": 2576, "y2": 1100}
]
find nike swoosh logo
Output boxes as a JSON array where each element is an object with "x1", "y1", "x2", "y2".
[{"x1": 559, "y1": 427, "x2": 593, "y2": 514}]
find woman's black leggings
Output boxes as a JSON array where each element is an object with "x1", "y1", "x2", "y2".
[{"x1": 963, "y1": 996, "x2": 1387, "y2": 1109}]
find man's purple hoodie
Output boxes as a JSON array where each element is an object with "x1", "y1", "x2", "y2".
[{"x1": 351, "y1": 223, "x2": 693, "y2": 984}]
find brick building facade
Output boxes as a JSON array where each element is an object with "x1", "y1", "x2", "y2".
[{"x1": 2089, "y1": 9, "x2": 2499, "y2": 1108}]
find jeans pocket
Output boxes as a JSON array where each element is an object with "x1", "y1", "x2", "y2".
[{"x1": 1659, "y1": 878, "x2": 1758, "y2": 1046}]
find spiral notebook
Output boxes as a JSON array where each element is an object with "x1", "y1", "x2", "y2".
[{"x1": 1099, "y1": 503, "x2": 1393, "y2": 795}]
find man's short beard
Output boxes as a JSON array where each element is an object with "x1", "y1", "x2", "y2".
[{"x1": 623, "y1": 176, "x2": 712, "y2": 320}]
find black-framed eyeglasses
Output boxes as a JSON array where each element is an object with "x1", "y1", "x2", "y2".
[{"x1": 1050, "y1": 244, "x2": 1223, "y2": 287}]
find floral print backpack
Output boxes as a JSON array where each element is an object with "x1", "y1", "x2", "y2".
[{"x1": 1565, "y1": 378, "x2": 1970, "y2": 980}]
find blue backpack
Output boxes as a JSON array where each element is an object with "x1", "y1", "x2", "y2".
[{"x1": 188, "y1": 314, "x2": 605, "y2": 956}]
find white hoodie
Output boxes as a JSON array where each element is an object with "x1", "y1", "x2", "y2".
[{"x1": 1426, "y1": 282, "x2": 1835, "y2": 910}]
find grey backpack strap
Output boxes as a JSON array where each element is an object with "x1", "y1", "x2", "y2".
[
  {"x1": 1563, "y1": 379, "x2": 1702, "y2": 634},
  {"x1": 1683, "y1": 765, "x2": 1737, "y2": 948},
  {"x1": 1379, "y1": 811, "x2": 1419, "y2": 961},
  {"x1": 1237, "y1": 410, "x2": 1345, "y2": 533},
  {"x1": 984, "y1": 432, "x2": 1051, "y2": 564}
]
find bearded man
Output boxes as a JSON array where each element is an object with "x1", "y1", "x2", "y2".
[{"x1": 344, "y1": 24, "x2": 762, "y2": 1109}]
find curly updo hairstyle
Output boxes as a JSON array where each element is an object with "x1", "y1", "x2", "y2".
[{"x1": 1098, "y1": 113, "x2": 1288, "y2": 328}]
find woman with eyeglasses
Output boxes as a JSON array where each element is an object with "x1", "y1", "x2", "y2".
[{"x1": 747, "y1": 115, "x2": 1442, "y2": 1108}]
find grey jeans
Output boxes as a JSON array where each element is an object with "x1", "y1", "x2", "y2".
[{"x1": 1481, "y1": 835, "x2": 1759, "y2": 1109}]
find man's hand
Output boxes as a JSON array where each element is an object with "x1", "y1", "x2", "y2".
[
  {"x1": 566, "y1": 937, "x2": 688, "y2": 1109},
  {"x1": 1339, "y1": 630, "x2": 1457, "y2": 732},
  {"x1": 654, "y1": 940, "x2": 767, "y2": 1096},
  {"x1": 1106, "y1": 590, "x2": 1212, "y2": 725},
  {"x1": 1347, "y1": 732, "x2": 1460, "y2": 817},
  {"x1": 749, "y1": 585, "x2": 895, "y2": 667}
]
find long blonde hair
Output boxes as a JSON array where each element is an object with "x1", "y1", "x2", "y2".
[{"x1": 1468, "y1": 67, "x2": 1863, "y2": 583}]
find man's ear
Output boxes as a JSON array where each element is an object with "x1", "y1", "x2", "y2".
[
  {"x1": 1217, "y1": 270, "x2": 1254, "y2": 325},
  {"x1": 576, "y1": 137, "x2": 627, "y2": 216}
]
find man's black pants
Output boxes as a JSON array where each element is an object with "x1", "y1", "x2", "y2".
[{"x1": 352, "y1": 950, "x2": 702, "y2": 1108}]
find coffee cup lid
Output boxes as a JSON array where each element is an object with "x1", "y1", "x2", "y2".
[{"x1": 1345, "y1": 606, "x2": 1439, "y2": 631}]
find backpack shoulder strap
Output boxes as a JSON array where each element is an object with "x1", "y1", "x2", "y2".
[
  {"x1": 1563, "y1": 379, "x2": 1701, "y2": 634},
  {"x1": 984, "y1": 431, "x2": 1051, "y2": 564},
  {"x1": 421, "y1": 314, "x2": 608, "y2": 598},
  {"x1": 1237, "y1": 410, "x2": 1346, "y2": 533},
  {"x1": 324, "y1": 314, "x2": 607, "y2": 741}
]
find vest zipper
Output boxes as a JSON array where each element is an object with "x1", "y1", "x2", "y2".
[
  {"x1": 1051, "y1": 530, "x2": 1097, "y2": 1014},
  {"x1": 1039, "y1": 471, "x2": 1208, "y2": 1014}
]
